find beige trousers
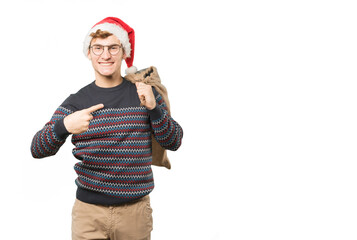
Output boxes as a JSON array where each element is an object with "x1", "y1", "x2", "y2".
[{"x1": 72, "y1": 195, "x2": 153, "y2": 240}]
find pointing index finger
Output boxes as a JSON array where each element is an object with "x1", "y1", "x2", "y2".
[{"x1": 85, "y1": 103, "x2": 104, "y2": 113}]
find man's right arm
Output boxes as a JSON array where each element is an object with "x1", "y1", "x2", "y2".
[
  {"x1": 30, "y1": 102, "x2": 104, "y2": 158},
  {"x1": 30, "y1": 106, "x2": 74, "y2": 158}
]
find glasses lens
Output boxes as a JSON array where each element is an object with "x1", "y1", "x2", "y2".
[
  {"x1": 109, "y1": 45, "x2": 120, "y2": 55},
  {"x1": 92, "y1": 45, "x2": 103, "y2": 55}
]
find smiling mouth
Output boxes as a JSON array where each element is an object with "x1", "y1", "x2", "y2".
[{"x1": 99, "y1": 62, "x2": 114, "y2": 66}]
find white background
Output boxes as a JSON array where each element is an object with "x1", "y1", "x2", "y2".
[{"x1": 1, "y1": 0, "x2": 356, "y2": 239}]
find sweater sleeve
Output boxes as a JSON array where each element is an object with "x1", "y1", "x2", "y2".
[
  {"x1": 30, "y1": 97, "x2": 76, "y2": 158},
  {"x1": 148, "y1": 91, "x2": 183, "y2": 151}
]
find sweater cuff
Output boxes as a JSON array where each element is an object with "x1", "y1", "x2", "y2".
[
  {"x1": 148, "y1": 105, "x2": 163, "y2": 121},
  {"x1": 53, "y1": 118, "x2": 70, "y2": 140}
]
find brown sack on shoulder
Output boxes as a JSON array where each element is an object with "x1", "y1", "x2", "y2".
[{"x1": 125, "y1": 66, "x2": 171, "y2": 169}]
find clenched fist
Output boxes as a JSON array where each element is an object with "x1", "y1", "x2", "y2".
[
  {"x1": 135, "y1": 82, "x2": 156, "y2": 110},
  {"x1": 64, "y1": 103, "x2": 104, "y2": 134}
]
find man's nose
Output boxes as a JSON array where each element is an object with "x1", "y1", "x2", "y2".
[{"x1": 101, "y1": 47, "x2": 111, "y2": 59}]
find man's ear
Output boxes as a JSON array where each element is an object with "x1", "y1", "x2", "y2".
[{"x1": 87, "y1": 50, "x2": 92, "y2": 60}]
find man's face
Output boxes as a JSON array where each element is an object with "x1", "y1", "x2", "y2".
[{"x1": 87, "y1": 35, "x2": 126, "y2": 78}]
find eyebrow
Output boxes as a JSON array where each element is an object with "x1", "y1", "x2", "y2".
[{"x1": 91, "y1": 44, "x2": 121, "y2": 47}]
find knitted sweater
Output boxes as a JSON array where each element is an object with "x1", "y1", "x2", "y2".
[{"x1": 30, "y1": 79, "x2": 183, "y2": 205}]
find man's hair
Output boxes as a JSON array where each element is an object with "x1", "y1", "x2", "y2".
[{"x1": 90, "y1": 29, "x2": 113, "y2": 40}]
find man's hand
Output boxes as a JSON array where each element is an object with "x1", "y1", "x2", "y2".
[
  {"x1": 135, "y1": 82, "x2": 156, "y2": 110},
  {"x1": 64, "y1": 104, "x2": 104, "y2": 134}
]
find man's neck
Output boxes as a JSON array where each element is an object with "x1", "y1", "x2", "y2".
[{"x1": 95, "y1": 73, "x2": 123, "y2": 88}]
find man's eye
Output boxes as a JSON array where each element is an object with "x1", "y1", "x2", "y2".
[{"x1": 110, "y1": 46, "x2": 119, "y2": 50}]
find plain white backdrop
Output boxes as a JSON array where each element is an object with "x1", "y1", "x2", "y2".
[{"x1": 1, "y1": 0, "x2": 357, "y2": 239}]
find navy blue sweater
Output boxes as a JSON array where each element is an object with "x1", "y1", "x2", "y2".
[{"x1": 31, "y1": 79, "x2": 183, "y2": 205}]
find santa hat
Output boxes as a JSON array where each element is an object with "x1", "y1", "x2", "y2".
[{"x1": 83, "y1": 17, "x2": 137, "y2": 74}]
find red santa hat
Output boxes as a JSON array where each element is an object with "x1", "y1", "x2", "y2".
[{"x1": 83, "y1": 17, "x2": 137, "y2": 74}]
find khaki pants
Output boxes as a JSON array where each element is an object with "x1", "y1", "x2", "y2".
[{"x1": 72, "y1": 195, "x2": 153, "y2": 240}]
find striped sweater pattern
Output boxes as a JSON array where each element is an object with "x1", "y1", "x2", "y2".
[{"x1": 31, "y1": 86, "x2": 183, "y2": 202}]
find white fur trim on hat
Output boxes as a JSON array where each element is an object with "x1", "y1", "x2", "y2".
[
  {"x1": 125, "y1": 66, "x2": 138, "y2": 74},
  {"x1": 83, "y1": 22, "x2": 131, "y2": 57}
]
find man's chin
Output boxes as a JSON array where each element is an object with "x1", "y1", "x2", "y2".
[
  {"x1": 98, "y1": 71, "x2": 115, "y2": 77},
  {"x1": 99, "y1": 68, "x2": 121, "y2": 77}
]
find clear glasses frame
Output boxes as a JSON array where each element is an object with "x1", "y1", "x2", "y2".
[{"x1": 90, "y1": 44, "x2": 123, "y2": 56}]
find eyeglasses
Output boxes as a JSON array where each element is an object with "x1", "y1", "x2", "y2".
[{"x1": 90, "y1": 44, "x2": 122, "y2": 56}]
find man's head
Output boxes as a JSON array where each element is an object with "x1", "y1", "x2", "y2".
[
  {"x1": 87, "y1": 30, "x2": 127, "y2": 78},
  {"x1": 83, "y1": 17, "x2": 137, "y2": 74}
]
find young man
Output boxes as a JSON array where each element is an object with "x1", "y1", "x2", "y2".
[{"x1": 30, "y1": 17, "x2": 183, "y2": 240}]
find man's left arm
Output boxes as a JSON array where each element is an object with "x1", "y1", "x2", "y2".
[{"x1": 136, "y1": 82, "x2": 183, "y2": 151}]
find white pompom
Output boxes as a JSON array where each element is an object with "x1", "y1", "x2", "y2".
[{"x1": 125, "y1": 66, "x2": 138, "y2": 74}]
